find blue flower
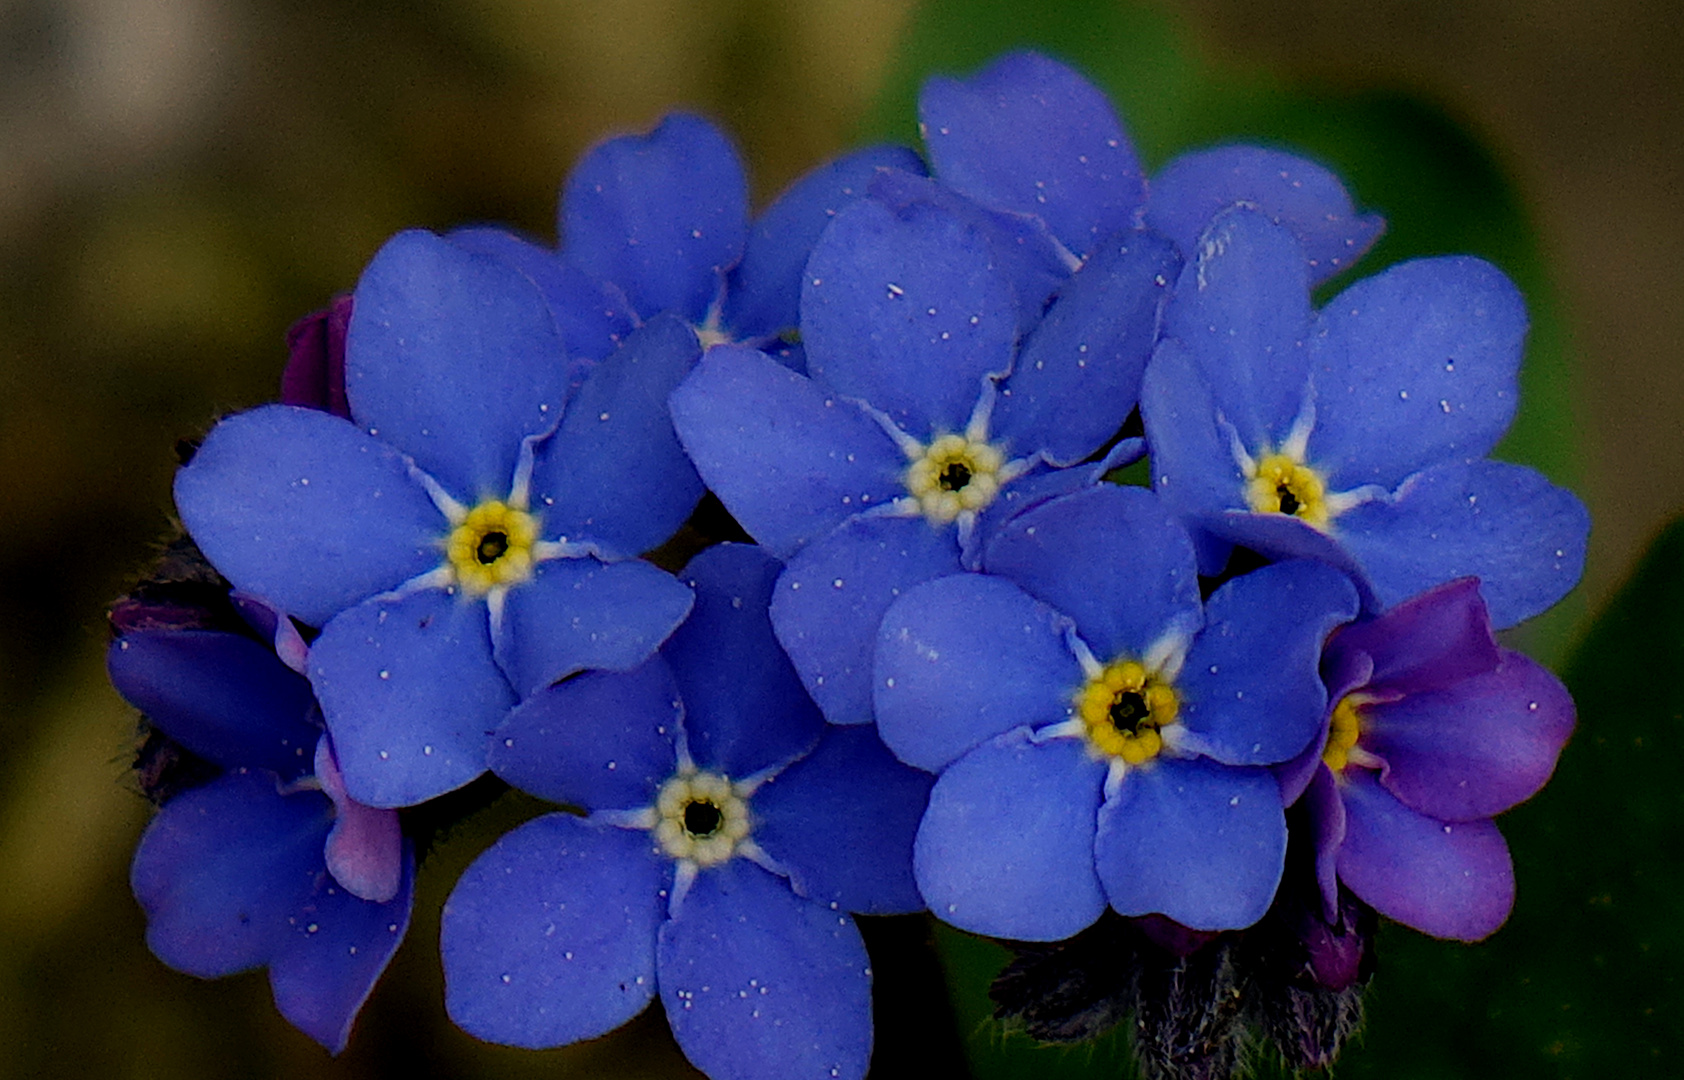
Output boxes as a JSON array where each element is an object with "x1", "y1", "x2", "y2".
[
  {"x1": 1280, "y1": 578, "x2": 1574, "y2": 940},
  {"x1": 110, "y1": 626, "x2": 413, "y2": 1054},
  {"x1": 440, "y1": 544, "x2": 931, "y2": 1080},
  {"x1": 670, "y1": 179, "x2": 1180, "y2": 727},
  {"x1": 174, "y1": 228, "x2": 701, "y2": 807},
  {"x1": 1141, "y1": 206, "x2": 1590, "y2": 627},
  {"x1": 452, "y1": 112, "x2": 927, "y2": 371},
  {"x1": 873, "y1": 484, "x2": 1359, "y2": 939}
]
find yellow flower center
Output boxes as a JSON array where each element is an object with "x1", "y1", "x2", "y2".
[
  {"x1": 654, "y1": 771, "x2": 751, "y2": 867},
  {"x1": 1076, "y1": 659, "x2": 1179, "y2": 765},
  {"x1": 1322, "y1": 693, "x2": 1366, "y2": 772},
  {"x1": 904, "y1": 434, "x2": 1006, "y2": 524},
  {"x1": 1247, "y1": 453, "x2": 1330, "y2": 530},
  {"x1": 446, "y1": 500, "x2": 539, "y2": 595}
]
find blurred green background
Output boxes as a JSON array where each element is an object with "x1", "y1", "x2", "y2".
[{"x1": 0, "y1": 0, "x2": 1678, "y2": 1077}]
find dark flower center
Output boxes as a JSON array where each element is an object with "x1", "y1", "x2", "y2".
[
  {"x1": 1275, "y1": 484, "x2": 1302, "y2": 516},
  {"x1": 939, "y1": 461, "x2": 973, "y2": 491},
  {"x1": 475, "y1": 530, "x2": 509, "y2": 565},
  {"x1": 1108, "y1": 691, "x2": 1152, "y2": 735},
  {"x1": 683, "y1": 800, "x2": 723, "y2": 837}
]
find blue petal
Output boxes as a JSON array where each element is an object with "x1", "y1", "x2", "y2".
[
  {"x1": 750, "y1": 726, "x2": 933, "y2": 915},
  {"x1": 346, "y1": 229, "x2": 571, "y2": 500},
  {"x1": 875, "y1": 573, "x2": 1080, "y2": 773},
  {"x1": 969, "y1": 453, "x2": 1122, "y2": 556},
  {"x1": 1095, "y1": 756, "x2": 1286, "y2": 930},
  {"x1": 770, "y1": 514, "x2": 963, "y2": 726},
  {"x1": 991, "y1": 231, "x2": 1180, "y2": 465},
  {"x1": 174, "y1": 404, "x2": 443, "y2": 628},
  {"x1": 724, "y1": 144, "x2": 928, "y2": 340},
  {"x1": 982, "y1": 485, "x2": 1202, "y2": 664},
  {"x1": 1334, "y1": 459, "x2": 1590, "y2": 628},
  {"x1": 131, "y1": 769, "x2": 329, "y2": 978},
  {"x1": 920, "y1": 51, "x2": 1144, "y2": 257},
  {"x1": 1198, "y1": 508, "x2": 1378, "y2": 612},
  {"x1": 491, "y1": 658, "x2": 679, "y2": 811},
  {"x1": 914, "y1": 730, "x2": 1108, "y2": 941},
  {"x1": 530, "y1": 314, "x2": 705, "y2": 559},
  {"x1": 1160, "y1": 208, "x2": 1314, "y2": 451},
  {"x1": 561, "y1": 112, "x2": 748, "y2": 323},
  {"x1": 310, "y1": 588, "x2": 513, "y2": 808},
  {"x1": 658, "y1": 859, "x2": 872, "y2": 1080},
  {"x1": 268, "y1": 842, "x2": 414, "y2": 1053},
  {"x1": 447, "y1": 225, "x2": 635, "y2": 367},
  {"x1": 1144, "y1": 146, "x2": 1384, "y2": 286},
  {"x1": 495, "y1": 556, "x2": 694, "y2": 696},
  {"x1": 802, "y1": 192, "x2": 1018, "y2": 440},
  {"x1": 1141, "y1": 338, "x2": 1251, "y2": 546},
  {"x1": 668, "y1": 345, "x2": 906, "y2": 560},
  {"x1": 1177, "y1": 561, "x2": 1359, "y2": 765},
  {"x1": 667, "y1": 544, "x2": 824, "y2": 778},
  {"x1": 441, "y1": 813, "x2": 665, "y2": 1048},
  {"x1": 108, "y1": 630, "x2": 319, "y2": 777},
  {"x1": 1307, "y1": 256, "x2": 1526, "y2": 490}
]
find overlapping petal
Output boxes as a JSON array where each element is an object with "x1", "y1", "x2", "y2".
[
  {"x1": 442, "y1": 814, "x2": 666, "y2": 1048},
  {"x1": 1326, "y1": 577, "x2": 1500, "y2": 695},
  {"x1": 173, "y1": 404, "x2": 442, "y2": 628}
]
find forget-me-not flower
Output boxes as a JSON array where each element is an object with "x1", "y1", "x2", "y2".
[
  {"x1": 440, "y1": 543, "x2": 931, "y2": 1080},
  {"x1": 873, "y1": 484, "x2": 1359, "y2": 939},
  {"x1": 1141, "y1": 207, "x2": 1590, "y2": 627},
  {"x1": 174, "y1": 228, "x2": 700, "y2": 808}
]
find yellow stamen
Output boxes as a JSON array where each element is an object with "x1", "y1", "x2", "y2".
[
  {"x1": 445, "y1": 501, "x2": 539, "y2": 595},
  {"x1": 1322, "y1": 693, "x2": 1367, "y2": 772},
  {"x1": 1246, "y1": 453, "x2": 1330, "y2": 530},
  {"x1": 1076, "y1": 659, "x2": 1179, "y2": 765},
  {"x1": 904, "y1": 434, "x2": 1006, "y2": 523}
]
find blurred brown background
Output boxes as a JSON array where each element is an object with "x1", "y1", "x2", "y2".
[{"x1": 0, "y1": 0, "x2": 1677, "y2": 1077}]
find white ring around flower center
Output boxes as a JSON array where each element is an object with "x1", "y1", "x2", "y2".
[{"x1": 653, "y1": 770, "x2": 751, "y2": 867}]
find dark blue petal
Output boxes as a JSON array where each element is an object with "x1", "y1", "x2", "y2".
[
  {"x1": 1333, "y1": 459, "x2": 1590, "y2": 628},
  {"x1": 108, "y1": 631, "x2": 318, "y2": 777},
  {"x1": 725, "y1": 144, "x2": 928, "y2": 340},
  {"x1": 1307, "y1": 256, "x2": 1526, "y2": 490},
  {"x1": 982, "y1": 485, "x2": 1202, "y2": 663},
  {"x1": 174, "y1": 404, "x2": 443, "y2": 627},
  {"x1": 1335, "y1": 769, "x2": 1513, "y2": 941},
  {"x1": 131, "y1": 769, "x2": 328, "y2": 978},
  {"x1": 491, "y1": 658, "x2": 679, "y2": 811},
  {"x1": 1198, "y1": 509, "x2": 1379, "y2": 612},
  {"x1": 268, "y1": 842, "x2": 414, "y2": 1053},
  {"x1": 914, "y1": 730, "x2": 1108, "y2": 941},
  {"x1": 992, "y1": 231, "x2": 1180, "y2": 465},
  {"x1": 667, "y1": 544, "x2": 824, "y2": 778},
  {"x1": 1177, "y1": 561, "x2": 1359, "y2": 765},
  {"x1": 659, "y1": 859, "x2": 872, "y2": 1080},
  {"x1": 751, "y1": 726, "x2": 932, "y2": 915},
  {"x1": 531, "y1": 314, "x2": 705, "y2": 559},
  {"x1": 802, "y1": 193, "x2": 1018, "y2": 440},
  {"x1": 1095, "y1": 756, "x2": 1286, "y2": 930},
  {"x1": 447, "y1": 225, "x2": 636, "y2": 367},
  {"x1": 1141, "y1": 338, "x2": 1251, "y2": 546},
  {"x1": 311, "y1": 588, "x2": 512, "y2": 808},
  {"x1": 771, "y1": 514, "x2": 963, "y2": 726},
  {"x1": 875, "y1": 573, "x2": 1080, "y2": 772},
  {"x1": 495, "y1": 556, "x2": 693, "y2": 696},
  {"x1": 1160, "y1": 208, "x2": 1314, "y2": 451},
  {"x1": 920, "y1": 51, "x2": 1144, "y2": 257},
  {"x1": 346, "y1": 229, "x2": 571, "y2": 500},
  {"x1": 669, "y1": 345, "x2": 906, "y2": 560},
  {"x1": 1145, "y1": 146, "x2": 1384, "y2": 286},
  {"x1": 561, "y1": 112, "x2": 748, "y2": 323},
  {"x1": 970, "y1": 453, "x2": 1121, "y2": 554},
  {"x1": 441, "y1": 814, "x2": 665, "y2": 1047}
]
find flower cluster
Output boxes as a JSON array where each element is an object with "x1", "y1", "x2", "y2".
[{"x1": 113, "y1": 49, "x2": 1585, "y2": 1079}]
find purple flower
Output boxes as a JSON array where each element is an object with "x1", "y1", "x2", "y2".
[
  {"x1": 174, "y1": 228, "x2": 701, "y2": 808},
  {"x1": 1281, "y1": 578, "x2": 1574, "y2": 940},
  {"x1": 440, "y1": 544, "x2": 931, "y2": 1080},
  {"x1": 453, "y1": 112, "x2": 927, "y2": 371},
  {"x1": 670, "y1": 176, "x2": 1179, "y2": 727},
  {"x1": 1141, "y1": 206, "x2": 1590, "y2": 627},
  {"x1": 110, "y1": 627, "x2": 413, "y2": 1053},
  {"x1": 873, "y1": 485, "x2": 1359, "y2": 939}
]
